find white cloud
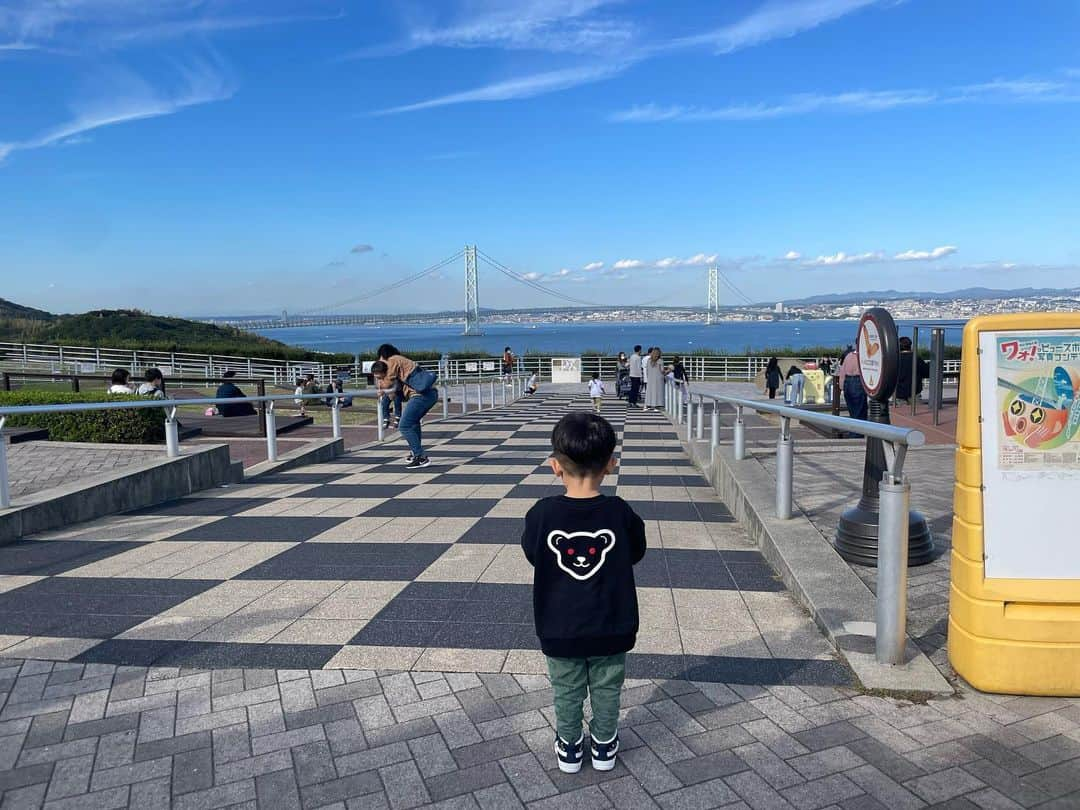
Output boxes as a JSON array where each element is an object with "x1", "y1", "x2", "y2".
[
  {"x1": 582, "y1": 261, "x2": 604, "y2": 271},
  {"x1": 655, "y1": 257, "x2": 680, "y2": 268},
  {"x1": 805, "y1": 250, "x2": 885, "y2": 266},
  {"x1": 556, "y1": 268, "x2": 572, "y2": 276},
  {"x1": 682, "y1": 252, "x2": 718, "y2": 266},
  {"x1": 783, "y1": 251, "x2": 801, "y2": 260},
  {"x1": 522, "y1": 271, "x2": 543, "y2": 281},
  {"x1": 613, "y1": 258, "x2": 645, "y2": 269},
  {"x1": 894, "y1": 245, "x2": 957, "y2": 261},
  {"x1": 375, "y1": 62, "x2": 627, "y2": 115},
  {"x1": 0, "y1": 58, "x2": 235, "y2": 165}
]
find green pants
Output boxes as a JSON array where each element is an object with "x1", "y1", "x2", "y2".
[{"x1": 546, "y1": 653, "x2": 626, "y2": 743}]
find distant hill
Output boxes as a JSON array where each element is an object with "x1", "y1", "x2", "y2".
[
  {"x1": 783, "y1": 287, "x2": 1080, "y2": 306},
  {"x1": 0, "y1": 306, "x2": 349, "y2": 362},
  {"x1": 0, "y1": 297, "x2": 53, "y2": 320}
]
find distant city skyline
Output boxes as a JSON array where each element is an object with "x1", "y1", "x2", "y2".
[{"x1": 2, "y1": 1, "x2": 1079, "y2": 316}]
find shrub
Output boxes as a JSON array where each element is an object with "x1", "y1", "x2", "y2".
[{"x1": 0, "y1": 391, "x2": 165, "y2": 444}]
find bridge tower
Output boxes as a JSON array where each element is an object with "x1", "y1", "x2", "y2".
[
  {"x1": 463, "y1": 245, "x2": 483, "y2": 336},
  {"x1": 706, "y1": 266, "x2": 720, "y2": 325}
]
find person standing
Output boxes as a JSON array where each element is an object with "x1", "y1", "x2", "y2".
[
  {"x1": 373, "y1": 343, "x2": 439, "y2": 469},
  {"x1": 895, "y1": 337, "x2": 929, "y2": 405},
  {"x1": 502, "y1": 346, "x2": 516, "y2": 384},
  {"x1": 521, "y1": 412, "x2": 646, "y2": 774},
  {"x1": 627, "y1": 346, "x2": 643, "y2": 408},
  {"x1": 764, "y1": 358, "x2": 782, "y2": 399},
  {"x1": 672, "y1": 356, "x2": 689, "y2": 404},
  {"x1": 644, "y1": 348, "x2": 665, "y2": 411},
  {"x1": 588, "y1": 373, "x2": 606, "y2": 413},
  {"x1": 838, "y1": 347, "x2": 867, "y2": 421}
]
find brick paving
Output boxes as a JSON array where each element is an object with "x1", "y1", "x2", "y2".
[{"x1": 5, "y1": 443, "x2": 164, "y2": 500}]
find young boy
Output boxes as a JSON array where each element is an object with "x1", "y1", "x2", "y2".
[
  {"x1": 525, "y1": 372, "x2": 539, "y2": 396},
  {"x1": 587, "y1": 373, "x2": 606, "y2": 413},
  {"x1": 521, "y1": 413, "x2": 646, "y2": 774}
]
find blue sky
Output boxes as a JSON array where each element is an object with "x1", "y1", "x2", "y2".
[{"x1": 2, "y1": 0, "x2": 1079, "y2": 315}]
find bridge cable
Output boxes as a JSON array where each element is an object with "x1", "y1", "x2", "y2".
[{"x1": 476, "y1": 250, "x2": 598, "y2": 307}]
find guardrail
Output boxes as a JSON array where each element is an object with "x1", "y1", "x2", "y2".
[
  {"x1": 0, "y1": 374, "x2": 529, "y2": 511},
  {"x1": 663, "y1": 377, "x2": 925, "y2": 667}
]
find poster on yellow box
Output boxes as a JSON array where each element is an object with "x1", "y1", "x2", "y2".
[
  {"x1": 993, "y1": 333, "x2": 1080, "y2": 471},
  {"x1": 979, "y1": 329, "x2": 1080, "y2": 579}
]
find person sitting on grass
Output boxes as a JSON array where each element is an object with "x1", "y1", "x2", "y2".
[
  {"x1": 215, "y1": 370, "x2": 256, "y2": 417},
  {"x1": 137, "y1": 368, "x2": 166, "y2": 399},
  {"x1": 108, "y1": 368, "x2": 133, "y2": 394},
  {"x1": 521, "y1": 412, "x2": 646, "y2": 775}
]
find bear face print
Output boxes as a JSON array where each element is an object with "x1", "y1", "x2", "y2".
[{"x1": 547, "y1": 530, "x2": 616, "y2": 581}]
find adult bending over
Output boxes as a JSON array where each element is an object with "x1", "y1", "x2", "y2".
[{"x1": 372, "y1": 343, "x2": 439, "y2": 469}]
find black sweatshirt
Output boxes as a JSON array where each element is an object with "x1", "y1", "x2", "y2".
[{"x1": 521, "y1": 494, "x2": 647, "y2": 658}]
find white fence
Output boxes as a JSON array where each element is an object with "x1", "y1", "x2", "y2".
[{"x1": 0, "y1": 341, "x2": 961, "y2": 386}]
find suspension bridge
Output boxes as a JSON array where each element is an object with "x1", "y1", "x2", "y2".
[{"x1": 207, "y1": 246, "x2": 762, "y2": 332}]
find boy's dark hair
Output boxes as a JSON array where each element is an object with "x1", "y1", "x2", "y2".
[
  {"x1": 376, "y1": 344, "x2": 400, "y2": 360},
  {"x1": 222, "y1": 369, "x2": 237, "y2": 379},
  {"x1": 370, "y1": 360, "x2": 388, "y2": 375},
  {"x1": 898, "y1": 336, "x2": 913, "y2": 351},
  {"x1": 551, "y1": 412, "x2": 616, "y2": 477},
  {"x1": 144, "y1": 368, "x2": 163, "y2": 383},
  {"x1": 633, "y1": 345, "x2": 641, "y2": 353},
  {"x1": 591, "y1": 372, "x2": 600, "y2": 380},
  {"x1": 111, "y1": 368, "x2": 130, "y2": 385}
]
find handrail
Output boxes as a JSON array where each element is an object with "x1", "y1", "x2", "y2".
[{"x1": 0, "y1": 374, "x2": 531, "y2": 509}]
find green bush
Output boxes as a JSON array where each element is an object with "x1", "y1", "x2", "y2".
[{"x1": 0, "y1": 391, "x2": 165, "y2": 444}]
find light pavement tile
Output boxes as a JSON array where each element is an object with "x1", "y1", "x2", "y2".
[
  {"x1": 310, "y1": 500, "x2": 388, "y2": 517},
  {"x1": 484, "y1": 499, "x2": 535, "y2": 518},
  {"x1": 324, "y1": 645, "x2": 424, "y2": 670},
  {"x1": 415, "y1": 648, "x2": 509, "y2": 673},
  {"x1": 59, "y1": 543, "x2": 190, "y2": 578},
  {"x1": 680, "y1": 629, "x2": 774, "y2": 658},
  {"x1": 687, "y1": 487, "x2": 723, "y2": 502},
  {"x1": 635, "y1": 630, "x2": 685, "y2": 655},
  {"x1": 235, "y1": 498, "x2": 319, "y2": 517},
  {"x1": 0, "y1": 635, "x2": 28, "y2": 651},
  {"x1": 642, "y1": 520, "x2": 662, "y2": 548},
  {"x1": 307, "y1": 516, "x2": 394, "y2": 542},
  {"x1": 431, "y1": 485, "x2": 482, "y2": 499},
  {"x1": 192, "y1": 615, "x2": 294, "y2": 643},
  {"x1": 118, "y1": 615, "x2": 218, "y2": 641},
  {"x1": 477, "y1": 545, "x2": 533, "y2": 584},
  {"x1": 408, "y1": 518, "x2": 480, "y2": 543},
  {"x1": 418, "y1": 545, "x2": 500, "y2": 583},
  {"x1": 331, "y1": 581, "x2": 409, "y2": 601},
  {"x1": 742, "y1": 591, "x2": 817, "y2": 631},
  {"x1": 277, "y1": 498, "x2": 385, "y2": 517},
  {"x1": 28, "y1": 515, "x2": 222, "y2": 542},
  {"x1": 470, "y1": 485, "x2": 516, "y2": 499},
  {"x1": 651, "y1": 486, "x2": 693, "y2": 501},
  {"x1": 616, "y1": 486, "x2": 652, "y2": 500},
  {"x1": 673, "y1": 590, "x2": 757, "y2": 631},
  {"x1": 232, "y1": 581, "x2": 345, "y2": 619},
  {"x1": 520, "y1": 474, "x2": 558, "y2": 485},
  {"x1": 178, "y1": 542, "x2": 297, "y2": 580},
  {"x1": 269, "y1": 619, "x2": 368, "y2": 645},
  {"x1": 396, "y1": 484, "x2": 452, "y2": 499},
  {"x1": 0, "y1": 636, "x2": 102, "y2": 660},
  {"x1": 705, "y1": 523, "x2": 756, "y2": 549},
  {"x1": 502, "y1": 651, "x2": 548, "y2": 674},
  {"x1": 161, "y1": 581, "x2": 282, "y2": 618}
]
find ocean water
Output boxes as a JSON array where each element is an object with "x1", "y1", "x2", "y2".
[{"x1": 258, "y1": 319, "x2": 960, "y2": 356}]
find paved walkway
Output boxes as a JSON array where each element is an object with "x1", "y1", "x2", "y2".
[
  {"x1": 0, "y1": 391, "x2": 1078, "y2": 808},
  {"x1": 4, "y1": 443, "x2": 164, "y2": 500}
]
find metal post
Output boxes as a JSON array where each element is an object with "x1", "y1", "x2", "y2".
[
  {"x1": 734, "y1": 405, "x2": 746, "y2": 460},
  {"x1": 710, "y1": 403, "x2": 720, "y2": 461},
  {"x1": 685, "y1": 394, "x2": 693, "y2": 435},
  {"x1": 376, "y1": 397, "x2": 385, "y2": 441},
  {"x1": 489, "y1": 380, "x2": 496, "y2": 409},
  {"x1": 500, "y1": 381, "x2": 507, "y2": 407},
  {"x1": 331, "y1": 399, "x2": 342, "y2": 440},
  {"x1": 665, "y1": 383, "x2": 672, "y2": 417},
  {"x1": 265, "y1": 403, "x2": 278, "y2": 462},
  {"x1": 696, "y1": 395, "x2": 704, "y2": 440},
  {"x1": 910, "y1": 326, "x2": 919, "y2": 416},
  {"x1": 0, "y1": 417, "x2": 10, "y2": 509},
  {"x1": 165, "y1": 407, "x2": 180, "y2": 458},
  {"x1": 442, "y1": 384, "x2": 449, "y2": 419},
  {"x1": 776, "y1": 417, "x2": 793, "y2": 519},
  {"x1": 477, "y1": 383, "x2": 484, "y2": 410},
  {"x1": 876, "y1": 474, "x2": 910, "y2": 664}
]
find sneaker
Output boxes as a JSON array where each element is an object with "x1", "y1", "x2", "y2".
[
  {"x1": 405, "y1": 455, "x2": 430, "y2": 470},
  {"x1": 555, "y1": 733, "x2": 584, "y2": 774},
  {"x1": 590, "y1": 732, "x2": 619, "y2": 771},
  {"x1": 403, "y1": 454, "x2": 414, "y2": 465}
]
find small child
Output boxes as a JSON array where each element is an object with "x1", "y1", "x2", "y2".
[
  {"x1": 293, "y1": 378, "x2": 306, "y2": 417},
  {"x1": 526, "y1": 372, "x2": 539, "y2": 396},
  {"x1": 521, "y1": 412, "x2": 646, "y2": 774},
  {"x1": 587, "y1": 373, "x2": 605, "y2": 413}
]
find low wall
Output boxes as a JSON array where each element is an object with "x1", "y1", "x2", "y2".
[{"x1": 0, "y1": 444, "x2": 235, "y2": 544}]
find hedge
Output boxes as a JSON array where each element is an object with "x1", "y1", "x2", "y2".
[{"x1": 0, "y1": 391, "x2": 165, "y2": 444}]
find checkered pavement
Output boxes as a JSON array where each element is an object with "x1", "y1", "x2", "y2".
[{"x1": 0, "y1": 391, "x2": 848, "y2": 686}]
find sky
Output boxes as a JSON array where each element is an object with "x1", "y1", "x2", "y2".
[{"x1": 2, "y1": 0, "x2": 1079, "y2": 316}]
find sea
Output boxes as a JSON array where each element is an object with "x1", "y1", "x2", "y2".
[{"x1": 257, "y1": 319, "x2": 962, "y2": 356}]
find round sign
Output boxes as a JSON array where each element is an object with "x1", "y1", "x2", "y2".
[{"x1": 856, "y1": 307, "x2": 899, "y2": 401}]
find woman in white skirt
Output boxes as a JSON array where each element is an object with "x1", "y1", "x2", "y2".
[{"x1": 644, "y1": 347, "x2": 665, "y2": 410}]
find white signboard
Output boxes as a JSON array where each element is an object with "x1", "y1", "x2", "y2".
[
  {"x1": 979, "y1": 329, "x2": 1080, "y2": 579},
  {"x1": 857, "y1": 318, "x2": 883, "y2": 395},
  {"x1": 551, "y1": 357, "x2": 582, "y2": 384}
]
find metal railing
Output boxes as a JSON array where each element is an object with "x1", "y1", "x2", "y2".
[
  {"x1": 664, "y1": 377, "x2": 925, "y2": 667},
  {"x1": 0, "y1": 374, "x2": 530, "y2": 511}
]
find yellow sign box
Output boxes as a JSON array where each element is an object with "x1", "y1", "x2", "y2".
[{"x1": 949, "y1": 312, "x2": 1080, "y2": 695}]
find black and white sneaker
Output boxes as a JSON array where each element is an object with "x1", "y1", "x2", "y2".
[
  {"x1": 405, "y1": 455, "x2": 430, "y2": 470},
  {"x1": 590, "y1": 732, "x2": 619, "y2": 771},
  {"x1": 403, "y1": 454, "x2": 414, "y2": 465},
  {"x1": 555, "y1": 734, "x2": 584, "y2": 774}
]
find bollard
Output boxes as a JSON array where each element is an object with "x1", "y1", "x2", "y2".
[
  {"x1": 0, "y1": 417, "x2": 9, "y2": 509},
  {"x1": 695, "y1": 396, "x2": 704, "y2": 440},
  {"x1": 165, "y1": 407, "x2": 180, "y2": 458},
  {"x1": 501, "y1": 381, "x2": 507, "y2": 407},
  {"x1": 734, "y1": 405, "x2": 746, "y2": 460},
  {"x1": 685, "y1": 395, "x2": 693, "y2": 434},
  {"x1": 876, "y1": 475, "x2": 911, "y2": 664},
  {"x1": 710, "y1": 403, "x2": 720, "y2": 462},
  {"x1": 775, "y1": 417, "x2": 793, "y2": 519},
  {"x1": 666, "y1": 384, "x2": 673, "y2": 418},
  {"x1": 442, "y1": 384, "x2": 449, "y2": 419},
  {"x1": 376, "y1": 397, "x2": 385, "y2": 442},
  {"x1": 265, "y1": 403, "x2": 279, "y2": 462},
  {"x1": 331, "y1": 399, "x2": 342, "y2": 440}
]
